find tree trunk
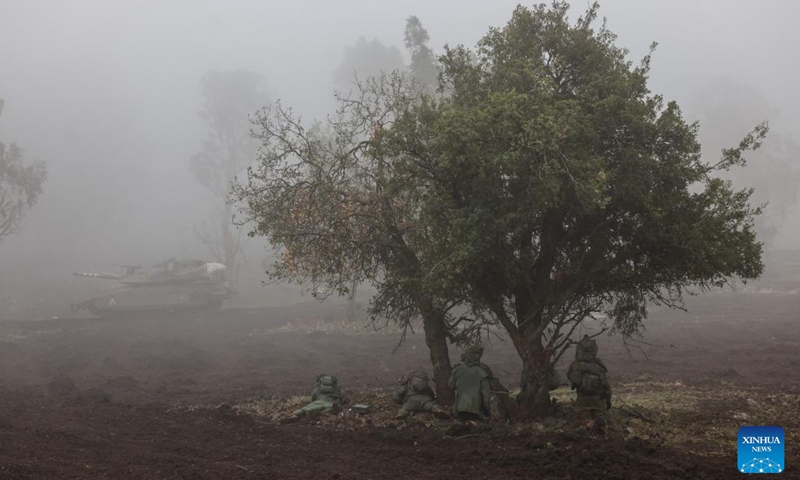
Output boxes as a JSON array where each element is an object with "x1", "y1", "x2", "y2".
[
  {"x1": 419, "y1": 303, "x2": 454, "y2": 406},
  {"x1": 221, "y1": 203, "x2": 237, "y2": 289},
  {"x1": 517, "y1": 331, "x2": 555, "y2": 418},
  {"x1": 346, "y1": 280, "x2": 358, "y2": 322},
  {"x1": 222, "y1": 148, "x2": 239, "y2": 287},
  {"x1": 389, "y1": 236, "x2": 454, "y2": 405}
]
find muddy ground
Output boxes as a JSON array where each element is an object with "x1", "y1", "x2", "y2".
[{"x1": 0, "y1": 293, "x2": 798, "y2": 479}]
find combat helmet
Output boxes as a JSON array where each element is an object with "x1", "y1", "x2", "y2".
[{"x1": 461, "y1": 344, "x2": 484, "y2": 364}]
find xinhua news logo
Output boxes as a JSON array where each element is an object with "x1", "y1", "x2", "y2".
[{"x1": 738, "y1": 426, "x2": 784, "y2": 474}]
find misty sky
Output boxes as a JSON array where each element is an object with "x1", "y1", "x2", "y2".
[{"x1": 1, "y1": 0, "x2": 799, "y2": 275}]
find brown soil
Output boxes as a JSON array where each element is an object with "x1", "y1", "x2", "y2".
[{"x1": 0, "y1": 294, "x2": 798, "y2": 479}]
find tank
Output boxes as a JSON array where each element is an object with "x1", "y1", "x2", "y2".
[{"x1": 71, "y1": 258, "x2": 233, "y2": 319}]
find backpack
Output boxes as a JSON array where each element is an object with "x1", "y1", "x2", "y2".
[
  {"x1": 316, "y1": 374, "x2": 339, "y2": 395},
  {"x1": 406, "y1": 371, "x2": 432, "y2": 394},
  {"x1": 580, "y1": 372, "x2": 603, "y2": 395}
]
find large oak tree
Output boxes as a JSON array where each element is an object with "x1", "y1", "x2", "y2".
[
  {"x1": 236, "y1": 2, "x2": 766, "y2": 415},
  {"x1": 419, "y1": 2, "x2": 765, "y2": 415}
]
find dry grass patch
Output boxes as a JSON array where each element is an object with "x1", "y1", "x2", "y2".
[
  {"x1": 0, "y1": 324, "x2": 64, "y2": 342},
  {"x1": 177, "y1": 380, "x2": 799, "y2": 459},
  {"x1": 557, "y1": 380, "x2": 800, "y2": 457},
  {"x1": 248, "y1": 318, "x2": 417, "y2": 336}
]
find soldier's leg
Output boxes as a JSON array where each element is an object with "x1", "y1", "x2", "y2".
[
  {"x1": 296, "y1": 399, "x2": 334, "y2": 416},
  {"x1": 593, "y1": 405, "x2": 610, "y2": 430},
  {"x1": 399, "y1": 397, "x2": 424, "y2": 417},
  {"x1": 418, "y1": 400, "x2": 449, "y2": 418},
  {"x1": 457, "y1": 412, "x2": 490, "y2": 432},
  {"x1": 420, "y1": 399, "x2": 444, "y2": 415},
  {"x1": 585, "y1": 397, "x2": 609, "y2": 431},
  {"x1": 573, "y1": 395, "x2": 595, "y2": 421},
  {"x1": 446, "y1": 412, "x2": 479, "y2": 436}
]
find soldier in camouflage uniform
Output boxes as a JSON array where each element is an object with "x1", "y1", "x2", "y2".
[
  {"x1": 449, "y1": 345, "x2": 494, "y2": 429},
  {"x1": 392, "y1": 370, "x2": 446, "y2": 419},
  {"x1": 292, "y1": 374, "x2": 345, "y2": 416},
  {"x1": 567, "y1": 335, "x2": 612, "y2": 429}
]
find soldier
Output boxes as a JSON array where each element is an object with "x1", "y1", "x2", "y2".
[
  {"x1": 567, "y1": 335, "x2": 612, "y2": 430},
  {"x1": 449, "y1": 345, "x2": 494, "y2": 430},
  {"x1": 392, "y1": 370, "x2": 447, "y2": 419},
  {"x1": 290, "y1": 374, "x2": 345, "y2": 418}
]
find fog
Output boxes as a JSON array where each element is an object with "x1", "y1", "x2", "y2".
[{"x1": 1, "y1": 0, "x2": 799, "y2": 316}]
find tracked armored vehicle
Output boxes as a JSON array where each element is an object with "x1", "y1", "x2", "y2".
[{"x1": 72, "y1": 258, "x2": 232, "y2": 319}]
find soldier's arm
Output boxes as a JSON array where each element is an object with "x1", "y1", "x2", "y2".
[{"x1": 392, "y1": 386, "x2": 407, "y2": 405}]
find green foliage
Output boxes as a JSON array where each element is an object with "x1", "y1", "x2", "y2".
[
  {"x1": 238, "y1": 2, "x2": 766, "y2": 413},
  {"x1": 404, "y1": 16, "x2": 439, "y2": 93},
  {"x1": 423, "y1": 2, "x2": 765, "y2": 351},
  {"x1": 0, "y1": 99, "x2": 47, "y2": 240},
  {"x1": 693, "y1": 81, "x2": 800, "y2": 246}
]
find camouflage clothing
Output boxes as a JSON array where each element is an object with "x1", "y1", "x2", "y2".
[
  {"x1": 567, "y1": 336, "x2": 612, "y2": 428},
  {"x1": 392, "y1": 371, "x2": 440, "y2": 418},
  {"x1": 293, "y1": 374, "x2": 344, "y2": 416},
  {"x1": 450, "y1": 345, "x2": 494, "y2": 419}
]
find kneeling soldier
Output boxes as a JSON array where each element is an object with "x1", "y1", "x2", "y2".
[{"x1": 393, "y1": 370, "x2": 445, "y2": 419}]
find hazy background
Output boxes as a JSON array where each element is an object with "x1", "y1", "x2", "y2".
[{"x1": 1, "y1": 0, "x2": 799, "y2": 317}]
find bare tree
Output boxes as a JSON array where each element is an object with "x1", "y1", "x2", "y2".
[
  {"x1": 189, "y1": 70, "x2": 269, "y2": 283},
  {"x1": 0, "y1": 99, "x2": 47, "y2": 242}
]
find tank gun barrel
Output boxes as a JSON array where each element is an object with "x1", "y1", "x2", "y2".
[{"x1": 73, "y1": 271, "x2": 124, "y2": 280}]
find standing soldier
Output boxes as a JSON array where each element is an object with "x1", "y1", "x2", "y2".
[
  {"x1": 449, "y1": 345, "x2": 494, "y2": 432},
  {"x1": 567, "y1": 335, "x2": 612, "y2": 430}
]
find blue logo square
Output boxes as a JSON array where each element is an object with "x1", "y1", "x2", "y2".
[{"x1": 738, "y1": 426, "x2": 785, "y2": 474}]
